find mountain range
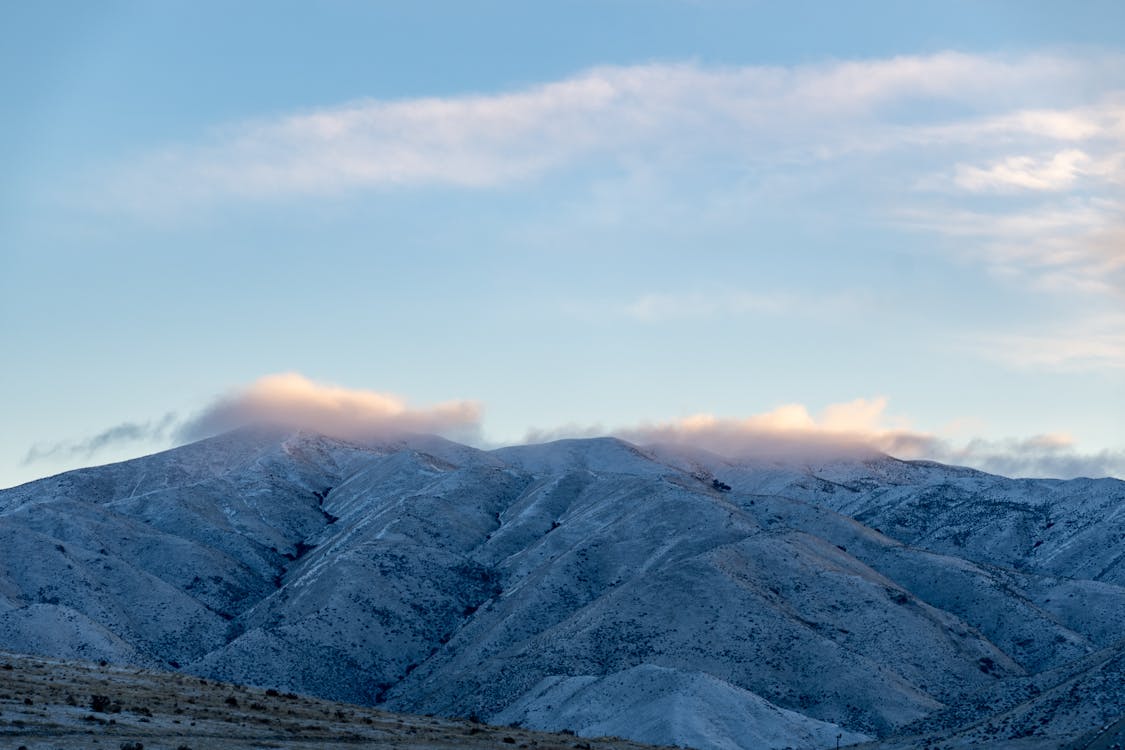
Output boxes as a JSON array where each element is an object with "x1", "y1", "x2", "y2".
[{"x1": 1, "y1": 427, "x2": 1122, "y2": 749}]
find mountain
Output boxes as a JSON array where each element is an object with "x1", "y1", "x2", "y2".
[{"x1": 1, "y1": 428, "x2": 1122, "y2": 749}]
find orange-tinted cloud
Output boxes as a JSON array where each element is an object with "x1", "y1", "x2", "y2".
[
  {"x1": 175, "y1": 372, "x2": 482, "y2": 444},
  {"x1": 24, "y1": 383, "x2": 1123, "y2": 480},
  {"x1": 523, "y1": 398, "x2": 1123, "y2": 477},
  {"x1": 613, "y1": 397, "x2": 924, "y2": 461}
]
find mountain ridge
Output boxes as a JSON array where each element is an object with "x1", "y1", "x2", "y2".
[{"x1": 2, "y1": 427, "x2": 1122, "y2": 749}]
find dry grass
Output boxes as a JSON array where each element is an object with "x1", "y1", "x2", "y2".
[{"x1": 0, "y1": 651, "x2": 671, "y2": 750}]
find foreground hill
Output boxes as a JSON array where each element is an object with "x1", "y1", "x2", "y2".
[
  {"x1": 1, "y1": 428, "x2": 1123, "y2": 749},
  {"x1": 0, "y1": 649, "x2": 668, "y2": 750}
]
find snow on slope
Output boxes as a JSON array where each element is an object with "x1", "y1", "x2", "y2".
[
  {"x1": 698, "y1": 452, "x2": 1125, "y2": 586},
  {"x1": 494, "y1": 664, "x2": 871, "y2": 750},
  {"x1": 1, "y1": 429, "x2": 1122, "y2": 749},
  {"x1": 0, "y1": 603, "x2": 151, "y2": 666}
]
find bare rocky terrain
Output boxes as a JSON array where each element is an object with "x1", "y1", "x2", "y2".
[{"x1": 0, "y1": 650, "x2": 669, "y2": 750}]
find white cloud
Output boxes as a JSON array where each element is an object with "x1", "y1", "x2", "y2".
[
  {"x1": 954, "y1": 149, "x2": 1092, "y2": 192},
  {"x1": 98, "y1": 51, "x2": 1124, "y2": 209},
  {"x1": 903, "y1": 93, "x2": 1125, "y2": 305},
  {"x1": 86, "y1": 50, "x2": 1125, "y2": 378},
  {"x1": 914, "y1": 100, "x2": 1124, "y2": 146},
  {"x1": 93, "y1": 52, "x2": 1125, "y2": 309}
]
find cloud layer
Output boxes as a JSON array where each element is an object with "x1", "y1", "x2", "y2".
[
  {"x1": 22, "y1": 381, "x2": 1122, "y2": 479},
  {"x1": 528, "y1": 396, "x2": 1124, "y2": 479},
  {"x1": 929, "y1": 434, "x2": 1125, "y2": 479}
]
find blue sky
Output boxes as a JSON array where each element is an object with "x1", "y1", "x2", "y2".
[{"x1": 2, "y1": 1, "x2": 1124, "y2": 487}]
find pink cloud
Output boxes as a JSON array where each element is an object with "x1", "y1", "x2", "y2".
[
  {"x1": 176, "y1": 372, "x2": 482, "y2": 444},
  {"x1": 522, "y1": 398, "x2": 1122, "y2": 478},
  {"x1": 613, "y1": 397, "x2": 922, "y2": 461}
]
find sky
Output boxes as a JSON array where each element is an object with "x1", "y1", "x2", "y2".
[{"x1": 2, "y1": 0, "x2": 1124, "y2": 487}]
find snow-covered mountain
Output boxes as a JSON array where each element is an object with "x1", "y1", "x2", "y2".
[{"x1": 1, "y1": 428, "x2": 1122, "y2": 749}]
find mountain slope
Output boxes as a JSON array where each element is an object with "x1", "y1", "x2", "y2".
[{"x1": 1, "y1": 430, "x2": 1122, "y2": 749}]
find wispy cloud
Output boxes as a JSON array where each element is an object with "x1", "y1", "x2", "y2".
[
  {"x1": 92, "y1": 52, "x2": 1125, "y2": 336},
  {"x1": 948, "y1": 144, "x2": 1124, "y2": 195},
  {"x1": 96, "y1": 52, "x2": 1123, "y2": 207},
  {"x1": 911, "y1": 96, "x2": 1125, "y2": 154},
  {"x1": 971, "y1": 313, "x2": 1125, "y2": 371},
  {"x1": 23, "y1": 413, "x2": 177, "y2": 465},
  {"x1": 623, "y1": 290, "x2": 792, "y2": 322},
  {"x1": 904, "y1": 94, "x2": 1125, "y2": 302},
  {"x1": 953, "y1": 149, "x2": 1094, "y2": 192},
  {"x1": 558, "y1": 287, "x2": 866, "y2": 324},
  {"x1": 900, "y1": 199, "x2": 1125, "y2": 297}
]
